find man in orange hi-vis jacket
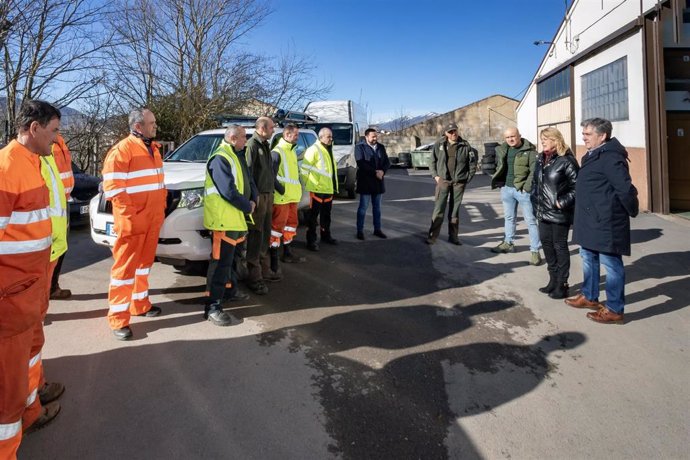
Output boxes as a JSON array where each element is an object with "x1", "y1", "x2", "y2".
[
  {"x1": 48, "y1": 133, "x2": 74, "y2": 300},
  {"x1": 102, "y1": 108, "x2": 166, "y2": 340},
  {"x1": 0, "y1": 100, "x2": 62, "y2": 459}
]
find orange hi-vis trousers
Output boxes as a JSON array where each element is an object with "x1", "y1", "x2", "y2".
[
  {"x1": 107, "y1": 216, "x2": 163, "y2": 330},
  {"x1": 270, "y1": 202, "x2": 298, "y2": 248}
]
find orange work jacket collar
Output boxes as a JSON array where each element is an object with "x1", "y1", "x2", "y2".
[{"x1": 7, "y1": 139, "x2": 42, "y2": 169}]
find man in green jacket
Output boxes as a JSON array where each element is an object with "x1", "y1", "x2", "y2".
[
  {"x1": 426, "y1": 123, "x2": 477, "y2": 245},
  {"x1": 490, "y1": 127, "x2": 542, "y2": 265}
]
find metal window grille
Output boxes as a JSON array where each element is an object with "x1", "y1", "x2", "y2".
[{"x1": 581, "y1": 57, "x2": 629, "y2": 121}]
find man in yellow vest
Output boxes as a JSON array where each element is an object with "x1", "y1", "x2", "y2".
[
  {"x1": 22, "y1": 145, "x2": 71, "y2": 433},
  {"x1": 269, "y1": 124, "x2": 306, "y2": 273},
  {"x1": 203, "y1": 125, "x2": 257, "y2": 326},
  {"x1": 301, "y1": 127, "x2": 338, "y2": 251}
]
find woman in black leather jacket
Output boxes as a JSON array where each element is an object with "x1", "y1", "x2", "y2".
[{"x1": 531, "y1": 127, "x2": 579, "y2": 299}]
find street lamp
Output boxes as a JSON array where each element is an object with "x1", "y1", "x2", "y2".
[{"x1": 533, "y1": 40, "x2": 554, "y2": 46}]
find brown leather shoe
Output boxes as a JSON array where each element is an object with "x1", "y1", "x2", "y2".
[
  {"x1": 24, "y1": 401, "x2": 61, "y2": 434},
  {"x1": 564, "y1": 293, "x2": 601, "y2": 310},
  {"x1": 587, "y1": 306, "x2": 625, "y2": 324}
]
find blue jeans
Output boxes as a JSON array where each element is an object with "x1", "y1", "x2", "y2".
[
  {"x1": 500, "y1": 186, "x2": 541, "y2": 251},
  {"x1": 357, "y1": 193, "x2": 382, "y2": 233},
  {"x1": 580, "y1": 247, "x2": 625, "y2": 313}
]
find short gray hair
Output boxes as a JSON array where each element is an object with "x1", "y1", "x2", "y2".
[
  {"x1": 224, "y1": 124, "x2": 244, "y2": 142},
  {"x1": 129, "y1": 108, "x2": 148, "y2": 130},
  {"x1": 318, "y1": 127, "x2": 332, "y2": 141},
  {"x1": 581, "y1": 118, "x2": 612, "y2": 140}
]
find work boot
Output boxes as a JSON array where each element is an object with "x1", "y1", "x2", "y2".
[
  {"x1": 270, "y1": 247, "x2": 280, "y2": 273},
  {"x1": 112, "y1": 326, "x2": 133, "y2": 341},
  {"x1": 530, "y1": 251, "x2": 543, "y2": 266},
  {"x1": 281, "y1": 245, "x2": 306, "y2": 263},
  {"x1": 24, "y1": 401, "x2": 61, "y2": 435},
  {"x1": 491, "y1": 241, "x2": 514, "y2": 253},
  {"x1": 247, "y1": 280, "x2": 268, "y2": 295},
  {"x1": 204, "y1": 308, "x2": 232, "y2": 326},
  {"x1": 356, "y1": 232, "x2": 365, "y2": 241},
  {"x1": 539, "y1": 273, "x2": 557, "y2": 294},
  {"x1": 38, "y1": 382, "x2": 65, "y2": 405},
  {"x1": 135, "y1": 306, "x2": 162, "y2": 317},
  {"x1": 263, "y1": 270, "x2": 282, "y2": 282},
  {"x1": 448, "y1": 222, "x2": 460, "y2": 245},
  {"x1": 373, "y1": 230, "x2": 387, "y2": 239},
  {"x1": 321, "y1": 233, "x2": 338, "y2": 245},
  {"x1": 49, "y1": 286, "x2": 72, "y2": 300},
  {"x1": 448, "y1": 237, "x2": 462, "y2": 245}
]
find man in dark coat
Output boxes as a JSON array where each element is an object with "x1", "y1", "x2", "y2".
[
  {"x1": 354, "y1": 129, "x2": 390, "y2": 240},
  {"x1": 426, "y1": 122, "x2": 477, "y2": 245},
  {"x1": 565, "y1": 118, "x2": 639, "y2": 324}
]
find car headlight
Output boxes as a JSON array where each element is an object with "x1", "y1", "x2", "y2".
[{"x1": 178, "y1": 188, "x2": 204, "y2": 209}]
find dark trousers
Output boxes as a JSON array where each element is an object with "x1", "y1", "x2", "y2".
[
  {"x1": 307, "y1": 193, "x2": 333, "y2": 244},
  {"x1": 428, "y1": 181, "x2": 466, "y2": 240},
  {"x1": 206, "y1": 230, "x2": 245, "y2": 311},
  {"x1": 538, "y1": 221, "x2": 571, "y2": 283},
  {"x1": 246, "y1": 192, "x2": 273, "y2": 282}
]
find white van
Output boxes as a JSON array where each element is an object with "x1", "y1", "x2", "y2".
[
  {"x1": 89, "y1": 125, "x2": 317, "y2": 271},
  {"x1": 303, "y1": 100, "x2": 368, "y2": 198}
]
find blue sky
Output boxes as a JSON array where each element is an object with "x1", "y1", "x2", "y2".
[{"x1": 244, "y1": 0, "x2": 571, "y2": 122}]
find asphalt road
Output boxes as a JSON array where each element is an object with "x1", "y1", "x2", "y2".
[{"x1": 19, "y1": 170, "x2": 690, "y2": 459}]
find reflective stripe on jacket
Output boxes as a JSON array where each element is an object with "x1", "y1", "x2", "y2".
[
  {"x1": 301, "y1": 141, "x2": 337, "y2": 194},
  {"x1": 273, "y1": 138, "x2": 302, "y2": 204},
  {"x1": 203, "y1": 143, "x2": 248, "y2": 231},
  {"x1": 0, "y1": 140, "x2": 52, "y2": 336},
  {"x1": 40, "y1": 154, "x2": 68, "y2": 261},
  {"x1": 52, "y1": 134, "x2": 74, "y2": 199},
  {"x1": 101, "y1": 134, "x2": 166, "y2": 208}
]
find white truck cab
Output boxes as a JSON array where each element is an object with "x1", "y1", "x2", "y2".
[
  {"x1": 303, "y1": 100, "x2": 368, "y2": 199},
  {"x1": 90, "y1": 123, "x2": 317, "y2": 270}
]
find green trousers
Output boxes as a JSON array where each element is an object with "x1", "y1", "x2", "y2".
[{"x1": 427, "y1": 181, "x2": 466, "y2": 241}]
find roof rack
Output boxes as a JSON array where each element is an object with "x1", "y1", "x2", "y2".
[{"x1": 217, "y1": 109, "x2": 319, "y2": 129}]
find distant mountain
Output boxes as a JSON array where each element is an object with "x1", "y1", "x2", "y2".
[
  {"x1": 376, "y1": 112, "x2": 439, "y2": 132},
  {"x1": 0, "y1": 97, "x2": 84, "y2": 129}
]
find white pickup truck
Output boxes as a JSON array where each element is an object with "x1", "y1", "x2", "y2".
[{"x1": 89, "y1": 126, "x2": 317, "y2": 271}]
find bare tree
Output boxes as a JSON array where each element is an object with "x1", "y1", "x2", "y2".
[
  {"x1": 391, "y1": 106, "x2": 411, "y2": 133},
  {"x1": 106, "y1": 0, "x2": 331, "y2": 143},
  {"x1": 1, "y1": 0, "x2": 113, "y2": 140},
  {"x1": 258, "y1": 47, "x2": 333, "y2": 113}
]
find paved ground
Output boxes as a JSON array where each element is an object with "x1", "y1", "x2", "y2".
[{"x1": 19, "y1": 170, "x2": 690, "y2": 459}]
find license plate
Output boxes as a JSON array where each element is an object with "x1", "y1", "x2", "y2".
[
  {"x1": 106, "y1": 222, "x2": 117, "y2": 237},
  {"x1": 80, "y1": 205, "x2": 89, "y2": 214}
]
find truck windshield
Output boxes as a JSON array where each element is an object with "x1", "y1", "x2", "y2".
[{"x1": 307, "y1": 123, "x2": 353, "y2": 146}]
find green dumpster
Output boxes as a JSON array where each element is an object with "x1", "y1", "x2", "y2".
[{"x1": 410, "y1": 143, "x2": 434, "y2": 169}]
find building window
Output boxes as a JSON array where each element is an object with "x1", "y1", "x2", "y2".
[
  {"x1": 537, "y1": 68, "x2": 571, "y2": 106},
  {"x1": 581, "y1": 57, "x2": 629, "y2": 121}
]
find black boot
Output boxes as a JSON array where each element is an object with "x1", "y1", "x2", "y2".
[
  {"x1": 549, "y1": 282, "x2": 569, "y2": 299},
  {"x1": 281, "y1": 244, "x2": 306, "y2": 263},
  {"x1": 539, "y1": 273, "x2": 557, "y2": 294},
  {"x1": 270, "y1": 247, "x2": 280, "y2": 273}
]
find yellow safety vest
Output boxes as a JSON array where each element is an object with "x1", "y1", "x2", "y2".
[
  {"x1": 40, "y1": 154, "x2": 68, "y2": 261},
  {"x1": 273, "y1": 138, "x2": 302, "y2": 204},
  {"x1": 301, "y1": 141, "x2": 338, "y2": 194},
  {"x1": 203, "y1": 142, "x2": 248, "y2": 231}
]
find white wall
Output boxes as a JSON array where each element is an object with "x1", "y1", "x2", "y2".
[
  {"x1": 573, "y1": 33, "x2": 647, "y2": 148},
  {"x1": 517, "y1": 85, "x2": 538, "y2": 144},
  {"x1": 536, "y1": 0, "x2": 648, "y2": 79}
]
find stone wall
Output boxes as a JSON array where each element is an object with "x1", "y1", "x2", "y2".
[{"x1": 398, "y1": 94, "x2": 518, "y2": 156}]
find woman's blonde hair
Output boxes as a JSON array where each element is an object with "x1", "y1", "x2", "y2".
[{"x1": 540, "y1": 127, "x2": 570, "y2": 156}]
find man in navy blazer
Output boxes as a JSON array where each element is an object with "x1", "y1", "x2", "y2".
[
  {"x1": 354, "y1": 129, "x2": 390, "y2": 240},
  {"x1": 565, "y1": 118, "x2": 638, "y2": 324}
]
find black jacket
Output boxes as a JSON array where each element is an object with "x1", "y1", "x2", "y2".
[
  {"x1": 355, "y1": 142, "x2": 390, "y2": 194},
  {"x1": 246, "y1": 133, "x2": 275, "y2": 194},
  {"x1": 572, "y1": 137, "x2": 639, "y2": 256},
  {"x1": 531, "y1": 150, "x2": 579, "y2": 225},
  {"x1": 429, "y1": 137, "x2": 477, "y2": 184}
]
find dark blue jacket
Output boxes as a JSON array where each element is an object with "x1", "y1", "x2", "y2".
[
  {"x1": 572, "y1": 137, "x2": 638, "y2": 256},
  {"x1": 355, "y1": 142, "x2": 390, "y2": 194}
]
